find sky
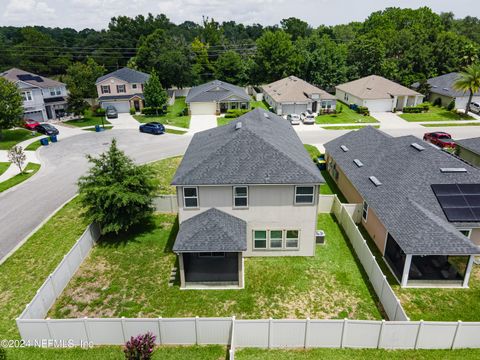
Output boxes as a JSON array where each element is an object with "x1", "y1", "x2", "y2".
[{"x1": 0, "y1": 0, "x2": 480, "y2": 30}]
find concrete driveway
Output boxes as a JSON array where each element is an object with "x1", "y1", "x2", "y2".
[{"x1": 189, "y1": 115, "x2": 217, "y2": 133}]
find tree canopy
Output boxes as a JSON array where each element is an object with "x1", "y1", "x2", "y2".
[{"x1": 0, "y1": 78, "x2": 23, "y2": 139}]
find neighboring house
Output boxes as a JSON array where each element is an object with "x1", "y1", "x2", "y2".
[
  {"x1": 412, "y1": 72, "x2": 480, "y2": 110},
  {"x1": 95, "y1": 67, "x2": 150, "y2": 113},
  {"x1": 324, "y1": 127, "x2": 480, "y2": 288},
  {"x1": 456, "y1": 137, "x2": 480, "y2": 168},
  {"x1": 262, "y1": 76, "x2": 336, "y2": 115},
  {"x1": 186, "y1": 80, "x2": 250, "y2": 115},
  {"x1": 335, "y1": 75, "x2": 423, "y2": 112},
  {"x1": 0, "y1": 68, "x2": 68, "y2": 121},
  {"x1": 171, "y1": 109, "x2": 324, "y2": 288}
]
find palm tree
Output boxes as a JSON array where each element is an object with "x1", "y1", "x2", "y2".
[{"x1": 453, "y1": 63, "x2": 480, "y2": 115}]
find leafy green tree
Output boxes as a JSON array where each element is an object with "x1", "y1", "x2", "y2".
[
  {"x1": 347, "y1": 36, "x2": 385, "y2": 78},
  {"x1": 67, "y1": 91, "x2": 89, "y2": 116},
  {"x1": 0, "y1": 78, "x2": 23, "y2": 141},
  {"x1": 280, "y1": 17, "x2": 311, "y2": 41},
  {"x1": 253, "y1": 30, "x2": 298, "y2": 83},
  {"x1": 78, "y1": 139, "x2": 157, "y2": 235},
  {"x1": 453, "y1": 63, "x2": 480, "y2": 115},
  {"x1": 214, "y1": 50, "x2": 248, "y2": 85},
  {"x1": 191, "y1": 38, "x2": 214, "y2": 84},
  {"x1": 65, "y1": 58, "x2": 105, "y2": 99},
  {"x1": 144, "y1": 70, "x2": 168, "y2": 114},
  {"x1": 201, "y1": 16, "x2": 224, "y2": 47}
]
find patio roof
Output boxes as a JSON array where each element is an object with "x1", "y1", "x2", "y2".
[{"x1": 173, "y1": 208, "x2": 247, "y2": 253}]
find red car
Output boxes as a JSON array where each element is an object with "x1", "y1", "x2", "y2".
[
  {"x1": 423, "y1": 132, "x2": 456, "y2": 148},
  {"x1": 23, "y1": 119, "x2": 41, "y2": 130}
]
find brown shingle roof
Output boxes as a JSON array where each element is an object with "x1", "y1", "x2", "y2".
[
  {"x1": 262, "y1": 76, "x2": 335, "y2": 103},
  {"x1": 336, "y1": 75, "x2": 422, "y2": 100},
  {"x1": 0, "y1": 68, "x2": 65, "y2": 88}
]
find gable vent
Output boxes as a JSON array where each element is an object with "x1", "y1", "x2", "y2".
[
  {"x1": 353, "y1": 159, "x2": 363, "y2": 167},
  {"x1": 440, "y1": 167, "x2": 467, "y2": 173},
  {"x1": 411, "y1": 143, "x2": 425, "y2": 151},
  {"x1": 235, "y1": 122, "x2": 242, "y2": 130},
  {"x1": 340, "y1": 145, "x2": 349, "y2": 152},
  {"x1": 369, "y1": 176, "x2": 382, "y2": 187}
]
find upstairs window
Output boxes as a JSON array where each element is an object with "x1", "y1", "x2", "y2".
[
  {"x1": 101, "y1": 85, "x2": 111, "y2": 94},
  {"x1": 254, "y1": 230, "x2": 267, "y2": 249},
  {"x1": 21, "y1": 91, "x2": 33, "y2": 101},
  {"x1": 362, "y1": 201, "x2": 368, "y2": 222},
  {"x1": 233, "y1": 186, "x2": 248, "y2": 208},
  {"x1": 132, "y1": 84, "x2": 138, "y2": 89},
  {"x1": 295, "y1": 186, "x2": 314, "y2": 205},
  {"x1": 117, "y1": 85, "x2": 126, "y2": 93},
  {"x1": 183, "y1": 187, "x2": 198, "y2": 208}
]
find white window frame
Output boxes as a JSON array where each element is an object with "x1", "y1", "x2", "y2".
[
  {"x1": 233, "y1": 186, "x2": 248, "y2": 208},
  {"x1": 285, "y1": 230, "x2": 300, "y2": 249},
  {"x1": 117, "y1": 85, "x2": 126, "y2": 93},
  {"x1": 294, "y1": 185, "x2": 315, "y2": 205},
  {"x1": 253, "y1": 230, "x2": 267, "y2": 249},
  {"x1": 101, "y1": 85, "x2": 111, "y2": 94},
  {"x1": 459, "y1": 229, "x2": 472, "y2": 238},
  {"x1": 362, "y1": 201, "x2": 368, "y2": 222},
  {"x1": 269, "y1": 229, "x2": 283, "y2": 249},
  {"x1": 22, "y1": 91, "x2": 33, "y2": 102},
  {"x1": 253, "y1": 229, "x2": 300, "y2": 250},
  {"x1": 183, "y1": 187, "x2": 199, "y2": 209},
  {"x1": 132, "y1": 84, "x2": 138, "y2": 89}
]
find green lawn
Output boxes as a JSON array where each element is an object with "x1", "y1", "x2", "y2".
[
  {"x1": 0, "y1": 129, "x2": 39, "y2": 150},
  {"x1": 359, "y1": 225, "x2": 480, "y2": 322},
  {"x1": 236, "y1": 348, "x2": 480, "y2": 359},
  {"x1": 320, "y1": 170, "x2": 347, "y2": 202},
  {"x1": 399, "y1": 106, "x2": 475, "y2": 122},
  {"x1": 24, "y1": 139, "x2": 47, "y2": 151},
  {"x1": 166, "y1": 128, "x2": 187, "y2": 135},
  {"x1": 4, "y1": 345, "x2": 226, "y2": 360},
  {"x1": 64, "y1": 110, "x2": 111, "y2": 128},
  {"x1": 48, "y1": 213, "x2": 382, "y2": 320},
  {"x1": 251, "y1": 99, "x2": 269, "y2": 110},
  {"x1": 0, "y1": 162, "x2": 10, "y2": 176},
  {"x1": 322, "y1": 125, "x2": 380, "y2": 130},
  {"x1": 134, "y1": 98, "x2": 190, "y2": 129},
  {"x1": 316, "y1": 102, "x2": 378, "y2": 125},
  {"x1": 0, "y1": 198, "x2": 88, "y2": 339},
  {"x1": 303, "y1": 144, "x2": 321, "y2": 159},
  {"x1": 0, "y1": 163, "x2": 40, "y2": 193},
  {"x1": 422, "y1": 122, "x2": 480, "y2": 127},
  {"x1": 217, "y1": 117, "x2": 234, "y2": 127},
  {"x1": 150, "y1": 156, "x2": 182, "y2": 195}
]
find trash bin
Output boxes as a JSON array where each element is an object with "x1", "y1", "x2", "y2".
[
  {"x1": 40, "y1": 138, "x2": 49, "y2": 146},
  {"x1": 95, "y1": 125, "x2": 101, "y2": 132},
  {"x1": 50, "y1": 135, "x2": 58, "y2": 143}
]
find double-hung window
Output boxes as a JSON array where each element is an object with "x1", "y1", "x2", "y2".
[
  {"x1": 295, "y1": 186, "x2": 314, "y2": 205},
  {"x1": 233, "y1": 186, "x2": 248, "y2": 208},
  {"x1": 362, "y1": 201, "x2": 368, "y2": 222},
  {"x1": 286, "y1": 230, "x2": 299, "y2": 248},
  {"x1": 253, "y1": 230, "x2": 300, "y2": 250},
  {"x1": 183, "y1": 187, "x2": 198, "y2": 208},
  {"x1": 22, "y1": 91, "x2": 32, "y2": 101},
  {"x1": 254, "y1": 230, "x2": 267, "y2": 249},
  {"x1": 101, "y1": 85, "x2": 111, "y2": 94},
  {"x1": 132, "y1": 84, "x2": 138, "y2": 89},
  {"x1": 269, "y1": 230, "x2": 283, "y2": 248},
  {"x1": 117, "y1": 85, "x2": 126, "y2": 93}
]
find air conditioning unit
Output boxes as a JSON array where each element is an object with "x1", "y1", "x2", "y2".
[{"x1": 315, "y1": 230, "x2": 325, "y2": 245}]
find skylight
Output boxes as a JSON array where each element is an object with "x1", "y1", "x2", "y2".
[
  {"x1": 440, "y1": 168, "x2": 467, "y2": 173},
  {"x1": 340, "y1": 145, "x2": 349, "y2": 152},
  {"x1": 369, "y1": 176, "x2": 382, "y2": 186},
  {"x1": 411, "y1": 143, "x2": 425, "y2": 151},
  {"x1": 353, "y1": 159, "x2": 363, "y2": 167}
]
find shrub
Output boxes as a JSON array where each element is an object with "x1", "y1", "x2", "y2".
[
  {"x1": 141, "y1": 107, "x2": 164, "y2": 116},
  {"x1": 418, "y1": 102, "x2": 431, "y2": 112},
  {"x1": 124, "y1": 332, "x2": 156, "y2": 360},
  {"x1": 224, "y1": 109, "x2": 249, "y2": 118},
  {"x1": 402, "y1": 106, "x2": 423, "y2": 113},
  {"x1": 356, "y1": 106, "x2": 370, "y2": 116},
  {"x1": 95, "y1": 108, "x2": 106, "y2": 117},
  {"x1": 337, "y1": 103, "x2": 343, "y2": 114},
  {"x1": 447, "y1": 100, "x2": 455, "y2": 111},
  {"x1": 130, "y1": 107, "x2": 136, "y2": 115}
]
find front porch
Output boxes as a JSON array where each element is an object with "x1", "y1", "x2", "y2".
[
  {"x1": 129, "y1": 96, "x2": 145, "y2": 112},
  {"x1": 218, "y1": 100, "x2": 250, "y2": 113}
]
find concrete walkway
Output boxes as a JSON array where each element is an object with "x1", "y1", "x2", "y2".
[
  {"x1": 371, "y1": 112, "x2": 424, "y2": 130},
  {"x1": 189, "y1": 115, "x2": 217, "y2": 133}
]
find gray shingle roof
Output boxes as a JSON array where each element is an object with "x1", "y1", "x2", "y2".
[
  {"x1": 0, "y1": 68, "x2": 65, "y2": 88},
  {"x1": 172, "y1": 109, "x2": 324, "y2": 185},
  {"x1": 324, "y1": 127, "x2": 480, "y2": 256},
  {"x1": 412, "y1": 72, "x2": 480, "y2": 98},
  {"x1": 173, "y1": 208, "x2": 247, "y2": 252},
  {"x1": 186, "y1": 80, "x2": 250, "y2": 103},
  {"x1": 95, "y1": 67, "x2": 150, "y2": 84},
  {"x1": 456, "y1": 137, "x2": 480, "y2": 156}
]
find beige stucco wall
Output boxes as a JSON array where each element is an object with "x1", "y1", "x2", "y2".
[
  {"x1": 96, "y1": 77, "x2": 143, "y2": 97},
  {"x1": 456, "y1": 146, "x2": 480, "y2": 168},
  {"x1": 177, "y1": 185, "x2": 319, "y2": 257},
  {"x1": 467, "y1": 228, "x2": 480, "y2": 246}
]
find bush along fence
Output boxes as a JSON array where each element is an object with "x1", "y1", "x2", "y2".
[{"x1": 16, "y1": 197, "x2": 480, "y2": 352}]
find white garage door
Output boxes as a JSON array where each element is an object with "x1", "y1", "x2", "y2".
[
  {"x1": 365, "y1": 99, "x2": 393, "y2": 112},
  {"x1": 282, "y1": 103, "x2": 307, "y2": 115},
  {"x1": 24, "y1": 110, "x2": 45, "y2": 122},
  {"x1": 102, "y1": 101, "x2": 130, "y2": 113},
  {"x1": 190, "y1": 102, "x2": 216, "y2": 115}
]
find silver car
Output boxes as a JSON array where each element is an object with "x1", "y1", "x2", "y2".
[
  {"x1": 302, "y1": 113, "x2": 315, "y2": 125},
  {"x1": 470, "y1": 102, "x2": 480, "y2": 114},
  {"x1": 287, "y1": 114, "x2": 301, "y2": 125}
]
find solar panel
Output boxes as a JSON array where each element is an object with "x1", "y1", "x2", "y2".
[
  {"x1": 432, "y1": 183, "x2": 480, "y2": 222},
  {"x1": 436, "y1": 195, "x2": 468, "y2": 208},
  {"x1": 431, "y1": 184, "x2": 460, "y2": 196},
  {"x1": 443, "y1": 207, "x2": 476, "y2": 222},
  {"x1": 465, "y1": 195, "x2": 480, "y2": 207},
  {"x1": 458, "y1": 184, "x2": 480, "y2": 194}
]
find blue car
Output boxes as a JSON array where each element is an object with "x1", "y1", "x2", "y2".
[{"x1": 139, "y1": 122, "x2": 165, "y2": 135}]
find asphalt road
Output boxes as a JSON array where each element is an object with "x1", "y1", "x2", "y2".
[{"x1": 1, "y1": 124, "x2": 480, "y2": 262}]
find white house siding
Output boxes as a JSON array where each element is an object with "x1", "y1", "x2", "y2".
[
  {"x1": 17, "y1": 82, "x2": 47, "y2": 121},
  {"x1": 189, "y1": 102, "x2": 217, "y2": 115},
  {"x1": 177, "y1": 185, "x2": 319, "y2": 257},
  {"x1": 335, "y1": 89, "x2": 365, "y2": 109}
]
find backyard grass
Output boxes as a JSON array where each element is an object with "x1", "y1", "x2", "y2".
[
  {"x1": 422, "y1": 122, "x2": 480, "y2": 127},
  {"x1": 320, "y1": 170, "x2": 347, "y2": 203},
  {"x1": 4, "y1": 345, "x2": 226, "y2": 360},
  {"x1": 236, "y1": 348, "x2": 480, "y2": 359},
  {"x1": 399, "y1": 106, "x2": 475, "y2": 122},
  {"x1": 0, "y1": 129, "x2": 39, "y2": 150},
  {"x1": 322, "y1": 125, "x2": 380, "y2": 130},
  {"x1": 251, "y1": 99, "x2": 269, "y2": 110},
  {"x1": 0, "y1": 162, "x2": 10, "y2": 176},
  {"x1": 133, "y1": 97, "x2": 190, "y2": 129},
  {"x1": 0, "y1": 198, "x2": 87, "y2": 339},
  {"x1": 0, "y1": 163, "x2": 41, "y2": 193},
  {"x1": 316, "y1": 102, "x2": 378, "y2": 125},
  {"x1": 150, "y1": 156, "x2": 182, "y2": 195},
  {"x1": 359, "y1": 225, "x2": 480, "y2": 322},
  {"x1": 48, "y1": 213, "x2": 382, "y2": 320},
  {"x1": 64, "y1": 110, "x2": 111, "y2": 127},
  {"x1": 303, "y1": 144, "x2": 321, "y2": 159}
]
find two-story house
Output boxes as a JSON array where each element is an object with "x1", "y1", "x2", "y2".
[
  {"x1": 171, "y1": 109, "x2": 325, "y2": 289},
  {"x1": 0, "y1": 68, "x2": 68, "y2": 121},
  {"x1": 95, "y1": 67, "x2": 150, "y2": 113}
]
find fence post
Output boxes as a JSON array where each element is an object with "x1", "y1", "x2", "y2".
[
  {"x1": 340, "y1": 319, "x2": 348, "y2": 348},
  {"x1": 121, "y1": 317, "x2": 127, "y2": 343},
  {"x1": 268, "y1": 318, "x2": 273, "y2": 349},
  {"x1": 195, "y1": 316, "x2": 199, "y2": 345},
  {"x1": 304, "y1": 318, "x2": 310, "y2": 349},
  {"x1": 83, "y1": 317, "x2": 91, "y2": 344},
  {"x1": 414, "y1": 320, "x2": 423, "y2": 349},
  {"x1": 230, "y1": 316, "x2": 236, "y2": 357},
  {"x1": 451, "y1": 320, "x2": 462, "y2": 349},
  {"x1": 157, "y1": 317, "x2": 163, "y2": 345},
  {"x1": 377, "y1": 319, "x2": 385, "y2": 348}
]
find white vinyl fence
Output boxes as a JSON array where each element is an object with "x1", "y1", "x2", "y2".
[
  {"x1": 153, "y1": 195, "x2": 178, "y2": 213},
  {"x1": 15, "y1": 198, "x2": 480, "y2": 351}
]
